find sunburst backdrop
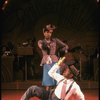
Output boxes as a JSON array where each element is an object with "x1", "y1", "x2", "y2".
[
  {"x1": 1, "y1": 0, "x2": 99, "y2": 81},
  {"x1": 1, "y1": 0, "x2": 99, "y2": 46}
]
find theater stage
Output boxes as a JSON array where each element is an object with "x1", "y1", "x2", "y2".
[
  {"x1": 1, "y1": 80, "x2": 99, "y2": 100},
  {"x1": 1, "y1": 89, "x2": 98, "y2": 100}
]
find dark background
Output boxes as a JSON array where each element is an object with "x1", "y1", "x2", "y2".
[{"x1": 1, "y1": 0, "x2": 99, "y2": 81}]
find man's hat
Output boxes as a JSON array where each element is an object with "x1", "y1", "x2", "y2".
[
  {"x1": 60, "y1": 55, "x2": 80, "y2": 80},
  {"x1": 68, "y1": 64, "x2": 80, "y2": 80}
]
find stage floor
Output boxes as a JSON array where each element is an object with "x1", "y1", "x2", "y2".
[
  {"x1": 1, "y1": 80, "x2": 99, "y2": 100},
  {"x1": 1, "y1": 89, "x2": 99, "y2": 100}
]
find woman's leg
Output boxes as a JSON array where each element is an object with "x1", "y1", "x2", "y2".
[
  {"x1": 42, "y1": 64, "x2": 56, "y2": 83},
  {"x1": 42, "y1": 63, "x2": 58, "y2": 91}
]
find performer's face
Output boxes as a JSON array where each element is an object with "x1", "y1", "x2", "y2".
[
  {"x1": 62, "y1": 67, "x2": 73, "y2": 79},
  {"x1": 43, "y1": 30, "x2": 53, "y2": 39}
]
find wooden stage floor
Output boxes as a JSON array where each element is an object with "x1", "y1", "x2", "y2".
[
  {"x1": 1, "y1": 80, "x2": 99, "y2": 100},
  {"x1": 1, "y1": 89, "x2": 99, "y2": 100}
]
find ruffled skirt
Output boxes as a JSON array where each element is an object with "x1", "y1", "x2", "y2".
[{"x1": 42, "y1": 62, "x2": 60, "y2": 86}]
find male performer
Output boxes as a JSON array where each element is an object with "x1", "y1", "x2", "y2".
[{"x1": 21, "y1": 54, "x2": 85, "y2": 100}]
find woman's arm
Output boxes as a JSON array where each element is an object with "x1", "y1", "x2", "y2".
[
  {"x1": 38, "y1": 40, "x2": 43, "y2": 49},
  {"x1": 38, "y1": 40, "x2": 50, "y2": 54},
  {"x1": 56, "y1": 38, "x2": 69, "y2": 51}
]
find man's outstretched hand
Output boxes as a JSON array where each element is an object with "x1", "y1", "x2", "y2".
[{"x1": 57, "y1": 57, "x2": 66, "y2": 66}]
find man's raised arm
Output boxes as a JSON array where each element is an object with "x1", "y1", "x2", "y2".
[{"x1": 48, "y1": 57, "x2": 66, "y2": 82}]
